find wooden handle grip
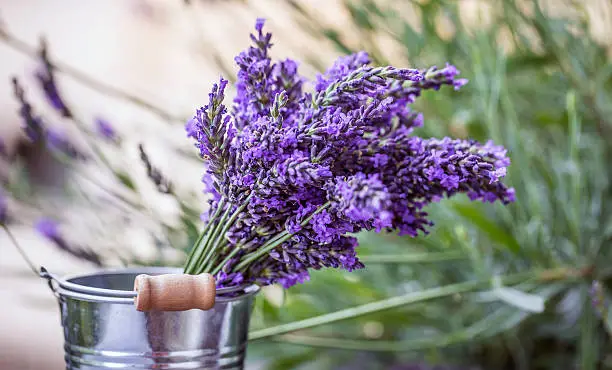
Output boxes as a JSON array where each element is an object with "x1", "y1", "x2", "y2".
[{"x1": 134, "y1": 273, "x2": 216, "y2": 311}]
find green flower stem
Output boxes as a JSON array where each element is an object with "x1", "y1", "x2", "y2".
[
  {"x1": 267, "y1": 292, "x2": 549, "y2": 351},
  {"x1": 188, "y1": 204, "x2": 232, "y2": 274},
  {"x1": 70, "y1": 116, "x2": 116, "y2": 176},
  {"x1": 269, "y1": 302, "x2": 508, "y2": 351},
  {"x1": 272, "y1": 333, "x2": 455, "y2": 352},
  {"x1": 210, "y1": 245, "x2": 241, "y2": 276},
  {"x1": 566, "y1": 90, "x2": 582, "y2": 254},
  {"x1": 47, "y1": 148, "x2": 146, "y2": 214},
  {"x1": 248, "y1": 271, "x2": 540, "y2": 341},
  {"x1": 359, "y1": 251, "x2": 465, "y2": 264},
  {"x1": 195, "y1": 204, "x2": 234, "y2": 273},
  {"x1": 199, "y1": 196, "x2": 252, "y2": 274},
  {"x1": 183, "y1": 227, "x2": 209, "y2": 273},
  {"x1": 235, "y1": 202, "x2": 331, "y2": 272},
  {"x1": 186, "y1": 226, "x2": 216, "y2": 274},
  {"x1": 273, "y1": 334, "x2": 426, "y2": 352},
  {"x1": 233, "y1": 231, "x2": 292, "y2": 272},
  {"x1": 184, "y1": 200, "x2": 226, "y2": 274},
  {"x1": 3, "y1": 225, "x2": 39, "y2": 276}
]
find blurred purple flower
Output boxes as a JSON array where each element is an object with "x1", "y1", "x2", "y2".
[
  {"x1": 45, "y1": 127, "x2": 86, "y2": 160},
  {"x1": 35, "y1": 218, "x2": 102, "y2": 266},
  {"x1": 12, "y1": 77, "x2": 45, "y2": 142},
  {"x1": 36, "y1": 218, "x2": 60, "y2": 239},
  {"x1": 95, "y1": 117, "x2": 118, "y2": 142},
  {"x1": 0, "y1": 189, "x2": 8, "y2": 225},
  {"x1": 35, "y1": 39, "x2": 72, "y2": 118},
  {"x1": 12, "y1": 77, "x2": 85, "y2": 160}
]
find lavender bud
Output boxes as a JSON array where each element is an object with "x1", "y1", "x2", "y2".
[
  {"x1": 35, "y1": 218, "x2": 102, "y2": 266},
  {"x1": 35, "y1": 38, "x2": 72, "y2": 118},
  {"x1": 138, "y1": 144, "x2": 173, "y2": 194},
  {"x1": 95, "y1": 117, "x2": 118, "y2": 142}
]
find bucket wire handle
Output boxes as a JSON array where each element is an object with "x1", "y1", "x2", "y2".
[
  {"x1": 39, "y1": 266, "x2": 61, "y2": 298},
  {"x1": 2, "y1": 225, "x2": 59, "y2": 297},
  {"x1": 3, "y1": 225, "x2": 39, "y2": 276}
]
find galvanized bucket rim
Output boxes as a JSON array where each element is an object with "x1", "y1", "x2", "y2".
[{"x1": 46, "y1": 266, "x2": 259, "y2": 305}]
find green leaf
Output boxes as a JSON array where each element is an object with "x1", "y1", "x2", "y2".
[
  {"x1": 493, "y1": 286, "x2": 545, "y2": 313},
  {"x1": 115, "y1": 171, "x2": 136, "y2": 190},
  {"x1": 452, "y1": 202, "x2": 521, "y2": 254},
  {"x1": 400, "y1": 22, "x2": 424, "y2": 59},
  {"x1": 506, "y1": 53, "x2": 556, "y2": 73},
  {"x1": 322, "y1": 29, "x2": 352, "y2": 55},
  {"x1": 267, "y1": 350, "x2": 318, "y2": 370},
  {"x1": 181, "y1": 216, "x2": 200, "y2": 253},
  {"x1": 345, "y1": 1, "x2": 374, "y2": 31},
  {"x1": 580, "y1": 286, "x2": 600, "y2": 370},
  {"x1": 262, "y1": 296, "x2": 281, "y2": 323}
]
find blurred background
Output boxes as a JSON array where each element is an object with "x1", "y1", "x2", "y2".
[{"x1": 1, "y1": 0, "x2": 612, "y2": 369}]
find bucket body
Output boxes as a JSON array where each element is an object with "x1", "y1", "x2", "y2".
[{"x1": 53, "y1": 267, "x2": 259, "y2": 370}]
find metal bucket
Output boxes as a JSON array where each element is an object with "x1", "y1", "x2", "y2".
[{"x1": 42, "y1": 267, "x2": 259, "y2": 370}]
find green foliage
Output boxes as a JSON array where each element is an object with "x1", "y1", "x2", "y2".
[{"x1": 250, "y1": 1, "x2": 612, "y2": 369}]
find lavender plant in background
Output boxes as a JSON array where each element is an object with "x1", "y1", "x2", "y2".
[
  {"x1": 12, "y1": 77, "x2": 85, "y2": 160},
  {"x1": 0, "y1": 189, "x2": 7, "y2": 225},
  {"x1": 95, "y1": 117, "x2": 119, "y2": 143},
  {"x1": 183, "y1": 19, "x2": 514, "y2": 288},
  {"x1": 12, "y1": 77, "x2": 45, "y2": 142},
  {"x1": 35, "y1": 38, "x2": 72, "y2": 118},
  {"x1": 45, "y1": 127, "x2": 87, "y2": 160},
  {"x1": 138, "y1": 143, "x2": 172, "y2": 194},
  {"x1": 35, "y1": 217, "x2": 102, "y2": 266}
]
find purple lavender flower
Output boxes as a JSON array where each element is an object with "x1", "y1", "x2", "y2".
[
  {"x1": 46, "y1": 127, "x2": 87, "y2": 160},
  {"x1": 186, "y1": 77, "x2": 237, "y2": 202},
  {"x1": 12, "y1": 77, "x2": 85, "y2": 160},
  {"x1": 36, "y1": 217, "x2": 59, "y2": 239},
  {"x1": 183, "y1": 20, "x2": 513, "y2": 289},
  {"x1": 12, "y1": 77, "x2": 44, "y2": 142},
  {"x1": 330, "y1": 173, "x2": 391, "y2": 228},
  {"x1": 315, "y1": 51, "x2": 371, "y2": 92},
  {"x1": 35, "y1": 218, "x2": 102, "y2": 265},
  {"x1": 35, "y1": 39, "x2": 72, "y2": 118},
  {"x1": 95, "y1": 117, "x2": 118, "y2": 142},
  {"x1": 232, "y1": 18, "x2": 304, "y2": 129},
  {"x1": 138, "y1": 144, "x2": 172, "y2": 194},
  {"x1": 0, "y1": 189, "x2": 8, "y2": 225}
]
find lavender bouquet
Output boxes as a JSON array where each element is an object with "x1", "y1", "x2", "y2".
[{"x1": 183, "y1": 19, "x2": 514, "y2": 288}]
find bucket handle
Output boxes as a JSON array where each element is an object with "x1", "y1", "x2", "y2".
[
  {"x1": 39, "y1": 267, "x2": 220, "y2": 311},
  {"x1": 134, "y1": 273, "x2": 216, "y2": 311},
  {"x1": 39, "y1": 266, "x2": 60, "y2": 298}
]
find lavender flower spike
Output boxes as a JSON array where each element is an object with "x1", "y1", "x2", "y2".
[
  {"x1": 36, "y1": 38, "x2": 72, "y2": 118},
  {"x1": 316, "y1": 51, "x2": 371, "y2": 92},
  {"x1": 12, "y1": 77, "x2": 44, "y2": 142},
  {"x1": 186, "y1": 77, "x2": 235, "y2": 199},
  {"x1": 45, "y1": 127, "x2": 87, "y2": 160},
  {"x1": 95, "y1": 117, "x2": 118, "y2": 142},
  {"x1": 35, "y1": 218, "x2": 102, "y2": 265},
  {"x1": 36, "y1": 217, "x2": 60, "y2": 239}
]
